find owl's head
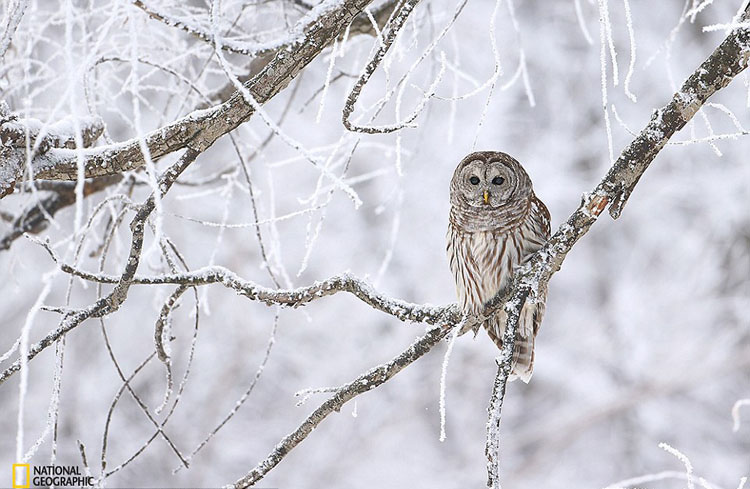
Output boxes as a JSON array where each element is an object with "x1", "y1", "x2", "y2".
[{"x1": 450, "y1": 151, "x2": 532, "y2": 210}]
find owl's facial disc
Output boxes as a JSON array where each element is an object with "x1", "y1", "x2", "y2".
[{"x1": 459, "y1": 159, "x2": 516, "y2": 208}]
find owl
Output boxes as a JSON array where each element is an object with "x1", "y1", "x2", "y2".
[{"x1": 447, "y1": 151, "x2": 550, "y2": 383}]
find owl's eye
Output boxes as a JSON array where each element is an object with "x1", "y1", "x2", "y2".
[
  {"x1": 469, "y1": 176, "x2": 480, "y2": 185},
  {"x1": 492, "y1": 176, "x2": 505, "y2": 185}
]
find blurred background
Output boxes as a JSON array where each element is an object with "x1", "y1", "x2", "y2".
[{"x1": 0, "y1": 0, "x2": 748, "y2": 487}]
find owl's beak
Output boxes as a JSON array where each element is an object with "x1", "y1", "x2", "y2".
[{"x1": 483, "y1": 190, "x2": 490, "y2": 204}]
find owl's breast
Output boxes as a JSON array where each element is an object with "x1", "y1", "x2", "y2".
[{"x1": 447, "y1": 227, "x2": 524, "y2": 313}]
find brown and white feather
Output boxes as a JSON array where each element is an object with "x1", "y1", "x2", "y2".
[{"x1": 447, "y1": 151, "x2": 550, "y2": 383}]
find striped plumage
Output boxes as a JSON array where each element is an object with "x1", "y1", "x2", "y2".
[{"x1": 447, "y1": 151, "x2": 550, "y2": 383}]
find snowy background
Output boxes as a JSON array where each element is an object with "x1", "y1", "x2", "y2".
[{"x1": 1, "y1": 0, "x2": 749, "y2": 488}]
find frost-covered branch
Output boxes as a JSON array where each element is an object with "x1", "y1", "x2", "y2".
[
  {"x1": 342, "y1": 0, "x2": 424, "y2": 134},
  {"x1": 44, "y1": 259, "x2": 459, "y2": 325},
  {"x1": 0, "y1": 0, "x2": 398, "y2": 248},
  {"x1": 202, "y1": 0, "x2": 399, "y2": 105},
  {"x1": 131, "y1": 0, "x2": 287, "y2": 57},
  {"x1": 0, "y1": 147, "x2": 199, "y2": 386},
  {"x1": 1, "y1": 0, "x2": 382, "y2": 190},
  {"x1": 0, "y1": 175, "x2": 121, "y2": 250},
  {"x1": 0, "y1": 113, "x2": 104, "y2": 197},
  {"x1": 230, "y1": 324, "x2": 452, "y2": 488},
  {"x1": 1, "y1": 258, "x2": 459, "y2": 386},
  {"x1": 0, "y1": 0, "x2": 28, "y2": 58},
  {"x1": 484, "y1": 7, "x2": 750, "y2": 487}
]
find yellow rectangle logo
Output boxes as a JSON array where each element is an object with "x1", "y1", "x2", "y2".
[{"x1": 12, "y1": 464, "x2": 30, "y2": 488}]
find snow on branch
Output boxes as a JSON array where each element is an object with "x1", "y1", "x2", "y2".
[
  {"x1": 0, "y1": 0, "x2": 383, "y2": 193},
  {"x1": 1, "y1": 241, "x2": 459, "y2": 387},
  {"x1": 0, "y1": 1, "x2": 400, "y2": 252},
  {"x1": 484, "y1": 7, "x2": 750, "y2": 487},
  {"x1": 41, "y1": 254, "x2": 459, "y2": 326},
  {"x1": 0, "y1": 111, "x2": 104, "y2": 197},
  {"x1": 132, "y1": 0, "x2": 397, "y2": 58}
]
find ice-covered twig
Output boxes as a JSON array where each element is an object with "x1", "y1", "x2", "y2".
[
  {"x1": 732, "y1": 398, "x2": 750, "y2": 432},
  {"x1": 484, "y1": 8, "x2": 750, "y2": 487},
  {"x1": 132, "y1": 0, "x2": 290, "y2": 57},
  {"x1": 342, "y1": 0, "x2": 428, "y2": 134},
  {"x1": 659, "y1": 442, "x2": 695, "y2": 489},
  {"x1": 602, "y1": 470, "x2": 723, "y2": 489},
  {"x1": 0, "y1": 0, "x2": 29, "y2": 58},
  {"x1": 622, "y1": 0, "x2": 638, "y2": 102},
  {"x1": 704, "y1": 21, "x2": 750, "y2": 33}
]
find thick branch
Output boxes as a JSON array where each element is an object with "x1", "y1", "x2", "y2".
[
  {"x1": 10, "y1": 0, "x2": 380, "y2": 186},
  {"x1": 484, "y1": 12, "x2": 750, "y2": 488},
  {"x1": 0, "y1": 115, "x2": 104, "y2": 197}
]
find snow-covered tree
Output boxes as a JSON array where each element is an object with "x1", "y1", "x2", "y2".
[{"x1": 1, "y1": 0, "x2": 748, "y2": 487}]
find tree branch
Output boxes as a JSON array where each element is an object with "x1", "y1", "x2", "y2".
[
  {"x1": 230, "y1": 324, "x2": 452, "y2": 488},
  {"x1": 0, "y1": 0, "x2": 399, "y2": 250},
  {"x1": 0, "y1": 114, "x2": 104, "y2": 197},
  {"x1": 0, "y1": 175, "x2": 122, "y2": 250},
  {"x1": 0, "y1": 0, "x2": 408, "y2": 388},
  {"x1": 1, "y1": 0, "x2": 381, "y2": 188},
  {"x1": 484, "y1": 10, "x2": 750, "y2": 488}
]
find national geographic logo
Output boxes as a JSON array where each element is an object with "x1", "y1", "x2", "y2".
[{"x1": 12, "y1": 463, "x2": 94, "y2": 488}]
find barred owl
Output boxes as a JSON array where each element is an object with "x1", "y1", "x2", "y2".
[{"x1": 447, "y1": 151, "x2": 550, "y2": 383}]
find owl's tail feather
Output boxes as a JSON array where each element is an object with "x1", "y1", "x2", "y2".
[
  {"x1": 511, "y1": 334, "x2": 535, "y2": 383},
  {"x1": 486, "y1": 326, "x2": 535, "y2": 383}
]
